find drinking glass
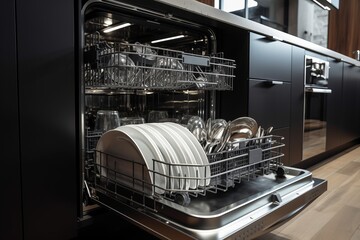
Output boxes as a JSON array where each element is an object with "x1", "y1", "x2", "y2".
[{"x1": 94, "y1": 110, "x2": 121, "y2": 132}]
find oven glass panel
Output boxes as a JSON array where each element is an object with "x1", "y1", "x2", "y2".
[{"x1": 303, "y1": 91, "x2": 328, "y2": 160}]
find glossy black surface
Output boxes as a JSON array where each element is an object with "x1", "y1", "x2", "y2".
[
  {"x1": 16, "y1": 0, "x2": 78, "y2": 239},
  {"x1": 342, "y1": 63, "x2": 360, "y2": 143},
  {"x1": 249, "y1": 33, "x2": 292, "y2": 82},
  {"x1": 0, "y1": 0, "x2": 23, "y2": 239},
  {"x1": 289, "y1": 46, "x2": 305, "y2": 165},
  {"x1": 217, "y1": 27, "x2": 249, "y2": 120},
  {"x1": 248, "y1": 79, "x2": 291, "y2": 129},
  {"x1": 326, "y1": 58, "x2": 344, "y2": 150}
]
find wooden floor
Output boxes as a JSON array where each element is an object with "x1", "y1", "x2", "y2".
[{"x1": 256, "y1": 144, "x2": 360, "y2": 240}]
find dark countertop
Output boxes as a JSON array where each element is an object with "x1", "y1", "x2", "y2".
[{"x1": 154, "y1": 0, "x2": 360, "y2": 67}]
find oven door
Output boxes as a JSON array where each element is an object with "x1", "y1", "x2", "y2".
[{"x1": 303, "y1": 86, "x2": 332, "y2": 160}]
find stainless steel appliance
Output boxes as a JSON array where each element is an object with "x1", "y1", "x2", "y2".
[
  {"x1": 303, "y1": 55, "x2": 332, "y2": 160},
  {"x1": 79, "y1": 1, "x2": 327, "y2": 239}
]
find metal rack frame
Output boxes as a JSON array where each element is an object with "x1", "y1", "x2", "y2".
[
  {"x1": 85, "y1": 134, "x2": 285, "y2": 208},
  {"x1": 84, "y1": 40, "x2": 235, "y2": 91}
]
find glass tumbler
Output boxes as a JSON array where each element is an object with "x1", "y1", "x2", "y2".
[{"x1": 94, "y1": 110, "x2": 121, "y2": 132}]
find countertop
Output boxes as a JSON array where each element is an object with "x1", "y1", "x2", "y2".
[{"x1": 152, "y1": 0, "x2": 360, "y2": 67}]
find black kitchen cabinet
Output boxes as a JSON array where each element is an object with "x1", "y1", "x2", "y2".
[
  {"x1": 217, "y1": 27, "x2": 249, "y2": 121},
  {"x1": 326, "y1": 58, "x2": 344, "y2": 150},
  {"x1": 248, "y1": 79, "x2": 291, "y2": 129},
  {"x1": 247, "y1": 78, "x2": 291, "y2": 165},
  {"x1": 0, "y1": 0, "x2": 23, "y2": 239},
  {"x1": 289, "y1": 46, "x2": 305, "y2": 165},
  {"x1": 249, "y1": 32, "x2": 292, "y2": 82},
  {"x1": 218, "y1": 30, "x2": 297, "y2": 166},
  {"x1": 10, "y1": 0, "x2": 78, "y2": 239},
  {"x1": 341, "y1": 63, "x2": 360, "y2": 143}
]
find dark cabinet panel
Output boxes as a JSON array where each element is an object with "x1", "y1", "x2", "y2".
[
  {"x1": 342, "y1": 63, "x2": 360, "y2": 143},
  {"x1": 0, "y1": 0, "x2": 23, "y2": 239},
  {"x1": 289, "y1": 46, "x2": 305, "y2": 166},
  {"x1": 217, "y1": 27, "x2": 249, "y2": 121},
  {"x1": 249, "y1": 33, "x2": 292, "y2": 82},
  {"x1": 326, "y1": 59, "x2": 344, "y2": 150},
  {"x1": 248, "y1": 79, "x2": 291, "y2": 129},
  {"x1": 16, "y1": 0, "x2": 78, "y2": 239}
]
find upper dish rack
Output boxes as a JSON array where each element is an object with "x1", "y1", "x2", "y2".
[{"x1": 83, "y1": 41, "x2": 236, "y2": 91}]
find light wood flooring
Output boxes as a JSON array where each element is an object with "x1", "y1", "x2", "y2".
[{"x1": 256, "y1": 144, "x2": 360, "y2": 240}]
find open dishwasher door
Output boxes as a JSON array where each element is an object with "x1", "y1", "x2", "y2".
[
  {"x1": 88, "y1": 162, "x2": 326, "y2": 240},
  {"x1": 79, "y1": 1, "x2": 327, "y2": 239}
]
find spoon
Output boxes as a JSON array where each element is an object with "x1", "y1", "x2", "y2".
[{"x1": 265, "y1": 126, "x2": 273, "y2": 135}]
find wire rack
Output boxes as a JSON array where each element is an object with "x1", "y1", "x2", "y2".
[
  {"x1": 83, "y1": 40, "x2": 235, "y2": 91},
  {"x1": 85, "y1": 133, "x2": 284, "y2": 207}
]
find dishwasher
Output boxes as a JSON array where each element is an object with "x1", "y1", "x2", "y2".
[{"x1": 79, "y1": 1, "x2": 327, "y2": 239}]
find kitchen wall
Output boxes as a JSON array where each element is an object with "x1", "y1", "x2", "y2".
[
  {"x1": 198, "y1": 0, "x2": 214, "y2": 6},
  {"x1": 328, "y1": 0, "x2": 360, "y2": 59},
  {"x1": 296, "y1": 0, "x2": 328, "y2": 48}
]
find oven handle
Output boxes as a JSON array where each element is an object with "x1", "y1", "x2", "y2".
[{"x1": 305, "y1": 87, "x2": 332, "y2": 94}]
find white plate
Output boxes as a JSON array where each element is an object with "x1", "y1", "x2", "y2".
[
  {"x1": 95, "y1": 127, "x2": 166, "y2": 195},
  {"x1": 132, "y1": 124, "x2": 186, "y2": 190},
  {"x1": 153, "y1": 123, "x2": 200, "y2": 189},
  {"x1": 120, "y1": 125, "x2": 167, "y2": 194},
  {"x1": 165, "y1": 122, "x2": 211, "y2": 186},
  {"x1": 149, "y1": 123, "x2": 196, "y2": 189}
]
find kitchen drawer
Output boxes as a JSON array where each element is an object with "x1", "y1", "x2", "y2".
[
  {"x1": 248, "y1": 79, "x2": 291, "y2": 129},
  {"x1": 249, "y1": 32, "x2": 292, "y2": 82}
]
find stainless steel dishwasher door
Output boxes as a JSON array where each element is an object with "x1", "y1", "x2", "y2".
[{"x1": 89, "y1": 167, "x2": 327, "y2": 240}]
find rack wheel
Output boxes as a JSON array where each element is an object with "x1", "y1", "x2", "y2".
[
  {"x1": 276, "y1": 166, "x2": 286, "y2": 178},
  {"x1": 174, "y1": 192, "x2": 191, "y2": 206}
]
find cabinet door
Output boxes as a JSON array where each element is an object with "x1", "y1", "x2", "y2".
[
  {"x1": 0, "y1": 0, "x2": 23, "y2": 239},
  {"x1": 342, "y1": 63, "x2": 360, "y2": 143},
  {"x1": 289, "y1": 46, "x2": 305, "y2": 166},
  {"x1": 249, "y1": 32, "x2": 292, "y2": 82},
  {"x1": 326, "y1": 59, "x2": 344, "y2": 150},
  {"x1": 17, "y1": 0, "x2": 77, "y2": 239},
  {"x1": 248, "y1": 79, "x2": 291, "y2": 129}
]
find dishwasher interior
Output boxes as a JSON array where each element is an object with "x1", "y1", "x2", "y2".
[{"x1": 80, "y1": 1, "x2": 327, "y2": 239}]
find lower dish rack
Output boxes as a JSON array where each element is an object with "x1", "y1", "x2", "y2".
[
  {"x1": 84, "y1": 133, "x2": 327, "y2": 240},
  {"x1": 86, "y1": 135, "x2": 285, "y2": 207}
]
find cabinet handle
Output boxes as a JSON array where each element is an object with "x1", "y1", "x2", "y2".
[
  {"x1": 305, "y1": 87, "x2": 332, "y2": 94},
  {"x1": 267, "y1": 80, "x2": 284, "y2": 85},
  {"x1": 266, "y1": 35, "x2": 283, "y2": 42}
]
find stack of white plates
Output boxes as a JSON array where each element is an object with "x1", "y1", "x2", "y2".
[{"x1": 95, "y1": 122, "x2": 210, "y2": 196}]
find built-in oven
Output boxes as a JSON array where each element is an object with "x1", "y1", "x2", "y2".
[{"x1": 303, "y1": 55, "x2": 332, "y2": 160}]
